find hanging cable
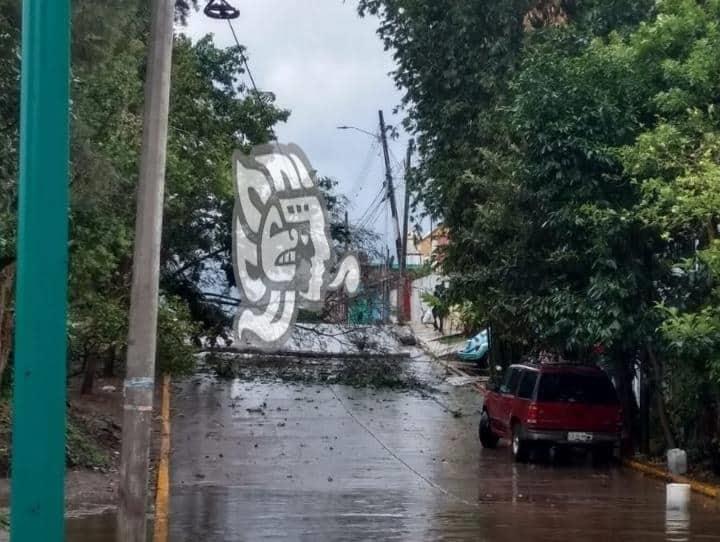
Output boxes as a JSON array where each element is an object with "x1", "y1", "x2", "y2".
[
  {"x1": 226, "y1": 20, "x2": 263, "y2": 105},
  {"x1": 388, "y1": 147, "x2": 405, "y2": 172},
  {"x1": 201, "y1": 4, "x2": 277, "y2": 138},
  {"x1": 349, "y1": 138, "x2": 380, "y2": 197},
  {"x1": 355, "y1": 183, "x2": 386, "y2": 230},
  {"x1": 219, "y1": 17, "x2": 285, "y2": 151},
  {"x1": 357, "y1": 200, "x2": 386, "y2": 233}
]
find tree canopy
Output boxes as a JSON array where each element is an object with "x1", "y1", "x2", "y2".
[
  {"x1": 0, "y1": 1, "x2": 291, "y2": 384},
  {"x1": 0, "y1": 1, "x2": 375, "y2": 390},
  {"x1": 361, "y1": 0, "x2": 720, "y2": 466}
]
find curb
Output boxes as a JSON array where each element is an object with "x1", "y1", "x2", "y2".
[
  {"x1": 623, "y1": 458, "x2": 720, "y2": 500},
  {"x1": 153, "y1": 374, "x2": 171, "y2": 542}
]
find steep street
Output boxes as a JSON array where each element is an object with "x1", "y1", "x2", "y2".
[{"x1": 165, "y1": 356, "x2": 720, "y2": 541}]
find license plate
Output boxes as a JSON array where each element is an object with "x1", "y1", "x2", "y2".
[{"x1": 568, "y1": 431, "x2": 593, "y2": 442}]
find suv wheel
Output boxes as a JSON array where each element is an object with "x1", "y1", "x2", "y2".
[
  {"x1": 511, "y1": 423, "x2": 529, "y2": 462},
  {"x1": 479, "y1": 411, "x2": 499, "y2": 448}
]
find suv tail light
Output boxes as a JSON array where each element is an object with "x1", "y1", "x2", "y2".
[{"x1": 527, "y1": 403, "x2": 540, "y2": 426}]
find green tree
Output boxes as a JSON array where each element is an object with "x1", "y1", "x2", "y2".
[
  {"x1": 0, "y1": 1, "x2": 290, "y2": 390},
  {"x1": 361, "y1": 0, "x2": 720, "y2": 466}
]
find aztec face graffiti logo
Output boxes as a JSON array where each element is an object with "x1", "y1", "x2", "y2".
[{"x1": 232, "y1": 143, "x2": 360, "y2": 348}]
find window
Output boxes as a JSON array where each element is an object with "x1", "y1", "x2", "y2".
[
  {"x1": 501, "y1": 368, "x2": 521, "y2": 395},
  {"x1": 517, "y1": 371, "x2": 538, "y2": 399},
  {"x1": 537, "y1": 373, "x2": 618, "y2": 404}
]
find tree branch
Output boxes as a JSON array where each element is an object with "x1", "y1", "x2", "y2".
[{"x1": 169, "y1": 247, "x2": 228, "y2": 278}]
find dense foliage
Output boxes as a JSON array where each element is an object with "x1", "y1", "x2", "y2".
[
  {"x1": 0, "y1": 1, "x2": 375, "y2": 393},
  {"x1": 0, "y1": 1, "x2": 291, "y2": 387},
  {"x1": 361, "y1": 0, "x2": 720, "y2": 468}
]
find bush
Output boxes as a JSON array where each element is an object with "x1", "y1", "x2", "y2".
[{"x1": 156, "y1": 295, "x2": 200, "y2": 376}]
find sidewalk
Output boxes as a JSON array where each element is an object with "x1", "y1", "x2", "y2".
[
  {"x1": 408, "y1": 321, "x2": 467, "y2": 358},
  {"x1": 408, "y1": 322, "x2": 489, "y2": 393}
]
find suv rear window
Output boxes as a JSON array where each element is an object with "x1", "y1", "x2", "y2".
[
  {"x1": 500, "y1": 368, "x2": 521, "y2": 395},
  {"x1": 537, "y1": 372, "x2": 617, "y2": 404},
  {"x1": 517, "y1": 371, "x2": 538, "y2": 399}
]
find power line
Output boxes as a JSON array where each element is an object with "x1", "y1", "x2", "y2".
[
  {"x1": 357, "y1": 191, "x2": 388, "y2": 232},
  {"x1": 356, "y1": 188, "x2": 384, "y2": 225},
  {"x1": 357, "y1": 199, "x2": 386, "y2": 232},
  {"x1": 327, "y1": 385, "x2": 475, "y2": 507},
  {"x1": 226, "y1": 20, "x2": 264, "y2": 105},
  {"x1": 388, "y1": 147, "x2": 405, "y2": 172},
  {"x1": 349, "y1": 138, "x2": 381, "y2": 197},
  {"x1": 355, "y1": 182, "x2": 386, "y2": 226}
]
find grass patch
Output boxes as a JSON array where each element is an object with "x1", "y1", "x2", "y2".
[
  {"x1": 0, "y1": 399, "x2": 111, "y2": 475},
  {"x1": 66, "y1": 419, "x2": 110, "y2": 470}
]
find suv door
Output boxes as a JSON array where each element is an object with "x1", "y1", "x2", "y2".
[
  {"x1": 512, "y1": 369, "x2": 539, "y2": 426},
  {"x1": 492, "y1": 367, "x2": 522, "y2": 436}
]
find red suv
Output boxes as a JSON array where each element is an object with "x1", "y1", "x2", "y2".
[{"x1": 479, "y1": 362, "x2": 622, "y2": 462}]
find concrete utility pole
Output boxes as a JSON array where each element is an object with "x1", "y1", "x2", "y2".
[
  {"x1": 344, "y1": 210, "x2": 350, "y2": 323},
  {"x1": 399, "y1": 139, "x2": 414, "y2": 322},
  {"x1": 383, "y1": 246, "x2": 391, "y2": 323},
  {"x1": 118, "y1": 1, "x2": 175, "y2": 540},
  {"x1": 11, "y1": 1, "x2": 70, "y2": 540},
  {"x1": 378, "y1": 110, "x2": 403, "y2": 266}
]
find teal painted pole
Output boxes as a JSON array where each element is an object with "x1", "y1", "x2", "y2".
[{"x1": 11, "y1": 1, "x2": 71, "y2": 541}]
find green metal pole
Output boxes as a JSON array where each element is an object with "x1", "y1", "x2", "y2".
[{"x1": 11, "y1": 1, "x2": 71, "y2": 541}]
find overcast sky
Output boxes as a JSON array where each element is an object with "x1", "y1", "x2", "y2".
[{"x1": 185, "y1": 1, "x2": 419, "y2": 249}]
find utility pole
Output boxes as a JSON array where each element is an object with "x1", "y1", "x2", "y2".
[
  {"x1": 400, "y1": 139, "x2": 414, "y2": 275},
  {"x1": 378, "y1": 110, "x2": 403, "y2": 323},
  {"x1": 399, "y1": 139, "x2": 414, "y2": 322},
  {"x1": 344, "y1": 210, "x2": 350, "y2": 323},
  {"x1": 383, "y1": 246, "x2": 391, "y2": 323},
  {"x1": 118, "y1": 2, "x2": 175, "y2": 541},
  {"x1": 11, "y1": 1, "x2": 70, "y2": 540},
  {"x1": 378, "y1": 110, "x2": 403, "y2": 265},
  {"x1": 429, "y1": 216, "x2": 434, "y2": 261}
]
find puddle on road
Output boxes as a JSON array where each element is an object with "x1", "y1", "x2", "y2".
[{"x1": 66, "y1": 511, "x2": 115, "y2": 541}]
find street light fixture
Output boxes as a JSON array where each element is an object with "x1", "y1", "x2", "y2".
[
  {"x1": 204, "y1": 0, "x2": 240, "y2": 19},
  {"x1": 336, "y1": 125, "x2": 380, "y2": 140}
]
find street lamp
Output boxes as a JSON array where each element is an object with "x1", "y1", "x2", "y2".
[
  {"x1": 204, "y1": 0, "x2": 240, "y2": 19},
  {"x1": 337, "y1": 125, "x2": 380, "y2": 140}
]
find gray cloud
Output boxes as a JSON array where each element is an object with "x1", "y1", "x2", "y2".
[{"x1": 185, "y1": 0, "x2": 414, "y2": 246}]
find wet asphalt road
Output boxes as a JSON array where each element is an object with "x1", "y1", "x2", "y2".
[{"x1": 164, "y1": 360, "x2": 720, "y2": 541}]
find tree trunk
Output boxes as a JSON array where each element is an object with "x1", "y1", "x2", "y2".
[
  {"x1": 614, "y1": 350, "x2": 640, "y2": 456},
  {"x1": 639, "y1": 360, "x2": 650, "y2": 455},
  {"x1": 81, "y1": 354, "x2": 98, "y2": 395},
  {"x1": 103, "y1": 346, "x2": 116, "y2": 378},
  {"x1": 0, "y1": 263, "x2": 16, "y2": 390},
  {"x1": 646, "y1": 344, "x2": 677, "y2": 450}
]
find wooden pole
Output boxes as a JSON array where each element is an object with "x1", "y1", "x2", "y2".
[
  {"x1": 399, "y1": 139, "x2": 414, "y2": 322},
  {"x1": 378, "y1": 110, "x2": 403, "y2": 265}
]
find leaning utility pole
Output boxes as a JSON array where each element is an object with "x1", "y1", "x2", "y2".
[
  {"x1": 399, "y1": 139, "x2": 414, "y2": 322},
  {"x1": 118, "y1": 1, "x2": 175, "y2": 541},
  {"x1": 383, "y1": 247, "x2": 391, "y2": 323},
  {"x1": 378, "y1": 110, "x2": 403, "y2": 266}
]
